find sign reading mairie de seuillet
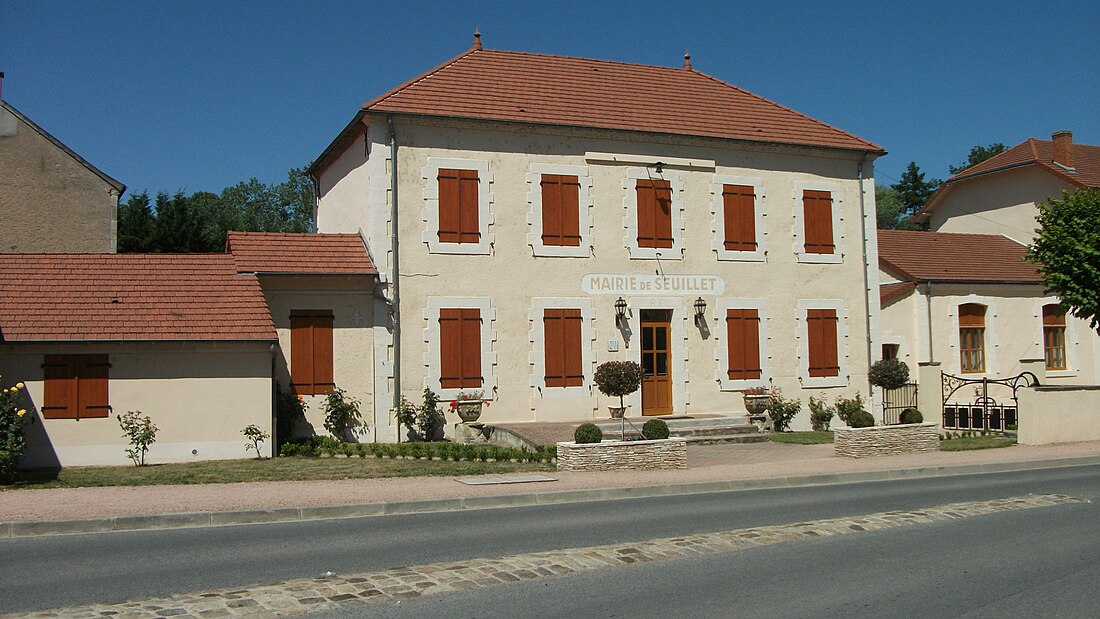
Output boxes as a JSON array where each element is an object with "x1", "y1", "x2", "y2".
[{"x1": 581, "y1": 274, "x2": 725, "y2": 296}]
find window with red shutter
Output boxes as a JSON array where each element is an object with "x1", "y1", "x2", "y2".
[
  {"x1": 803, "y1": 190, "x2": 834, "y2": 255},
  {"x1": 439, "y1": 308, "x2": 482, "y2": 389},
  {"x1": 723, "y1": 185, "x2": 757, "y2": 251},
  {"x1": 290, "y1": 310, "x2": 335, "y2": 395},
  {"x1": 42, "y1": 354, "x2": 110, "y2": 419},
  {"x1": 437, "y1": 168, "x2": 480, "y2": 244},
  {"x1": 544, "y1": 309, "x2": 584, "y2": 387},
  {"x1": 637, "y1": 179, "x2": 673, "y2": 249},
  {"x1": 806, "y1": 309, "x2": 840, "y2": 377},
  {"x1": 541, "y1": 174, "x2": 581, "y2": 247},
  {"x1": 726, "y1": 309, "x2": 762, "y2": 380}
]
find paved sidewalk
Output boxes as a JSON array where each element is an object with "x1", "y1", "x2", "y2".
[{"x1": 1, "y1": 441, "x2": 1098, "y2": 532}]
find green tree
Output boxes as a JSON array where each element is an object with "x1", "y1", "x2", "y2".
[
  {"x1": 949, "y1": 143, "x2": 1007, "y2": 175},
  {"x1": 151, "y1": 191, "x2": 210, "y2": 252},
  {"x1": 1026, "y1": 188, "x2": 1100, "y2": 334},
  {"x1": 117, "y1": 192, "x2": 156, "y2": 252},
  {"x1": 892, "y1": 161, "x2": 940, "y2": 221}
]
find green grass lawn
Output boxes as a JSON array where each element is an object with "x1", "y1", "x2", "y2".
[
  {"x1": 8, "y1": 456, "x2": 555, "y2": 490},
  {"x1": 939, "y1": 435, "x2": 1017, "y2": 451},
  {"x1": 769, "y1": 431, "x2": 835, "y2": 444}
]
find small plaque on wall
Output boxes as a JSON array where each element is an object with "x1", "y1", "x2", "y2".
[{"x1": 608, "y1": 340, "x2": 619, "y2": 352}]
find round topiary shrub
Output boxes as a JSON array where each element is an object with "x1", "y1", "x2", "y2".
[
  {"x1": 868, "y1": 359, "x2": 910, "y2": 390},
  {"x1": 642, "y1": 419, "x2": 670, "y2": 440},
  {"x1": 848, "y1": 410, "x2": 875, "y2": 428},
  {"x1": 899, "y1": 408, "x2": 923, "y2": 424},
  {"x1": 574, "y1": 423, "x2": 603, "y2": 444},
  {"x1": 593, "y1": 361, "x2": 644, "y2": 410}
]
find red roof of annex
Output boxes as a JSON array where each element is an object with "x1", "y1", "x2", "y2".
[
  {"x1": 227, "y1": 232, "x2": 376, "y2": 275},
  {"x1": 878, "y1": 229, "x2": 1042, "y2": 284}
]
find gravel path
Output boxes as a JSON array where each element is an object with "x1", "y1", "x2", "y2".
[{"x1": 1, "y1": 441, "x2": 1097, "y2": 522}]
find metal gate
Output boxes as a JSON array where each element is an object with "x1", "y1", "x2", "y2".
[
  {"x1": 941, "y1": 371, "x2": 1038, "y2": 431},
  {"x1": 882, "y1": 383, "x2": 918, "y2": 425}
]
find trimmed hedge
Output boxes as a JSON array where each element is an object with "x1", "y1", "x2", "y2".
[
  {"x1": 642, "y1": 419, "x2": 670, "y2": 440},
  {"x1": 847, "y1": 410, "x2": 876, "y2": 428},
  {"x1": 278, "y1": 439, "x2": 555, "y2": 463},
  {"x1": 574, "y1": 423, "x2": 603, "y2": 444},
  {"x1": 899, "y1": 408, "x2": 923, "y2": 424}
]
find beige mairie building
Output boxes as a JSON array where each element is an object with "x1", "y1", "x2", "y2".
[{"x1": 309, "y1": 37, "x2": 887, "y2": 438}]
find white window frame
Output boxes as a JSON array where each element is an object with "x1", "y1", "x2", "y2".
[
  {"x1": 948, "y1": 296, "x2": 997, "y2": 377},
  {"x1": 528, "y1": 298, "x2": 596, "y2": 396},
  {"x1": 422, "y1": 157, "x2": 494, "y2": 255},
  {"x1": 1034, "y1": 297, "x2": 1077, "y2": 378},
  {"x1": 796, "y1": 299, "x2": 850, "y2": 388},
  {"x1": 623, "y1": 168, "x2": 685, "y2": 260},
  {"x1": 710, "y1": 175, "x2": 766, "y2": 262},
  {"x1": 526, "y1": 164, "x2": 594, "y2": 258},
  {"x1": 792, "y1": 181, "x2": 844, "y2": 264},
  {"x1": 423, "y1": 297, "x2": 498, "y2": 400},
  {"x1": 713, "y1": 298, "x2": 772, "y2": 391}
]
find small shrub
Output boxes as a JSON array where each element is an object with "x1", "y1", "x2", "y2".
[
  {"x1": 766, "y1": 388, "x2": 801, "y2": 432},
  {"x1": 398, "y1": 388, "x2": 445, "y2": 442},
  {"x1": 574, "y1": 423, "x2": 603, "y2": 444},
  {"x1": 593, "y1": 361, "x2": 643, "y2": 410},
  {"x1": 868, "y1": 359, "x2": 910, "y2": 390},
  {"x1": 118, "y1": 410, "x2": 159, "y2": 466},
  {"x1": 0, "y1": 378, "x2": 29, "y2": 484},
  {"x1": 1006, "y1": 423, "x2": 1018, "y2": 431},
  {"x1": 808, "y1": 395, "x2": 835, "y2": 431},
  {"x1": 848, "y1": 410, "x2": 875, "y2": 428},
  {"x1": 323, "y1": 387, "x2": 363, "y2": 442},
  {"x1": 899, "y1": 408, "x2": 923, "y2": 424},
  {"x1": 275, "y1": 383, "x2": 307, "y2": 447},
  {"x1": 835, "y1": 393, "x2": 867, "y2": 426},
  {"x1": 642, "y1": 419, "x2": 670, "y2": 440},
  {"x1": 242, "y1": 424, "x2": 270, "y2": 459}
]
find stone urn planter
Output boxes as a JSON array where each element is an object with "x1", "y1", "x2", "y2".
[
  {"x1": 456, "y1": 401, "x2": 483, "y2": 423},
  {"x1": 743, "y1": 394, "x2": 769, "y2": 415},
  {"x1": 608, "y1": 406, "x2": 626, "y2": 419}
]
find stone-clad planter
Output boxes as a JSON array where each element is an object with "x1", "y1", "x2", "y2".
[
  {"x1": 556, "y1": 438, "x2": 687, "y2": 471},
  {"x1": 834, "y1": 422, "x2": 940, "y2": 458}
]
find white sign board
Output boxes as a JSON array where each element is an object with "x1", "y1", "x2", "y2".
[{"x1": 581, "y1": 274, "x2": 725, "y2": 296}]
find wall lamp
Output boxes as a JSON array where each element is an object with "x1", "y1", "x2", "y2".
[
  {"x1": 650, "y1": 161, "x2": 665, "y2": 174},
  {"x1": 615, "y1": 297, "x2": 628, "y2": 326},
  {"x1": 693, "y1": 296, "x2": 707, "y2": 327}
]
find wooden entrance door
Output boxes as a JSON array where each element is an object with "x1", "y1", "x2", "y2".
[{"x1": 641, "y1": 310, "x2": 672, "y2": 415}]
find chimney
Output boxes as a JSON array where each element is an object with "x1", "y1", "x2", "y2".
[
  {"x1": 0, "y1": 71, "x2": 5, "y2": 100},
  {"x1": 1052, "y1": 130, "x2": 1075, "y2": 170}
]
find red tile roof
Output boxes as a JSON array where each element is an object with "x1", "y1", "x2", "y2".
[
  {"x1": 0, "y1": 254, "x2": 275, "y2": 342},
  {"x1": 319, "y1": 48, "x2": 881, "y2": 167},
  {"x1": 917, "y1": 137, "x2": 1100, "y2": 220},
  {"x1": 227, "y1": 232, "x2": 377, "y2": 275},
  {"x1": 879, "y1": 281, "x2": 916, "y2": 306},
  {"x1": 878, "y1": 230, "x2": 1042, "y2": 284}
]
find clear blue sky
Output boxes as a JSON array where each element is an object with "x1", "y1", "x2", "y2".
[{"x1": 2, "y1": 0, "x2": 1097, "y2": 196}]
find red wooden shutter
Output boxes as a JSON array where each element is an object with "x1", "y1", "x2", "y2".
[
  {"x1": 726, "y1": 309, "x2": 762, "y2": 380},
  {"x1": 636, "y1": 179, "x2": 672, "y2": 249},
  {"x1": 654, "y1": 181, "x2": 673, "y2": 248},
  {"x1": 437, "y1": 169, "x2": 462, "y2": 243},
  {"x1": 807, "y1": 309, "x2": 839, "y2": 377},
  {"x1": 457, "y1": 169, "x2": 480, "y2": 243},
  {"x1": 562, "y1": 309, "x2": 583, "y2": 386},
  {"x1": 42, "y1": 355, "x2": 77, "y2": 419},
  {"x1": 459, "y1": 309, "x2": 482, "y2": 388},
  {"x1": 543, "y1": 310, "x2": 565, "y2": 387},
  {"x1": 636, "y1": 180, "x2": 656, "y2": 247},
  {"x1": 723, "y1": 185, "x2": 756, "y2": 251},
  {"x1": 440, "y1": 309, "x2": 482, "y2": 389},
  {"x1": 77, "y1": 355, "x2": 110, "y2": 419},
  {"x1": 290, "y1": 313, "x2": 315, "y2": 394},
  {"x1": 803, "y1": 190, "x2": 834, "y2": 255},
  {"x1": 560, "y1": 175, "x2": 581, "y2": 246},
  {"x1": 541, "y1": 174, "x2": 563, "y2": 246},
  {"x1": 312, "y1": 313, "x2": 335, "y2": 394}
]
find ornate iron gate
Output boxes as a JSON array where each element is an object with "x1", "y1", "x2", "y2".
[
  {"x1": 882, "y1": 383, "x2": 918, "y2": 425},
  {"x1": 941, "y1": 372, "x2": 1039, "y2": 431}
]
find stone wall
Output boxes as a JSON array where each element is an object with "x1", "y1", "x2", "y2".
[
  {"x1": 556, "y1": 438, "x2": 687, "y2": 471},
  {"x1": 834, "y1": 423, "x2": 939, "y2": 458},
  {"x1": 1018, "y1": 386, "x2": 1100, "y2": 445}
]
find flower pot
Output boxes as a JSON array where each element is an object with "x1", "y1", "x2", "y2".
[
  {"x1": 608, "y1": 406, "x2": 626, "y2": 419},
  {"x1": 456, "y1": 401, "x2": 483, "y2": 423},
  {"x1": 743, "y1": 394, "x2": 769, "y2": 415}
]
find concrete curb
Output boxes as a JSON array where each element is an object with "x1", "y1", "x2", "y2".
[{"x1": 4, "y1": 455, "x2": 1099, "y2": 538}]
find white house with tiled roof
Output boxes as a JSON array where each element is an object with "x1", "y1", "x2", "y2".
[{"x1": 310, "y1": 35, "x2": 886, "y2": 436}]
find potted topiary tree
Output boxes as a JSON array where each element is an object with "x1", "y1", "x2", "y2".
[
  {"x1": 868, "y1": 359, "x2": 910, "y2": 390},
  {"x1": 594, "y1": 361, "x2": 643, "y2": 419}
]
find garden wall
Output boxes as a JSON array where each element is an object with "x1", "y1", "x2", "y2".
[
  {"x1": 556, "y1": 438, "x2": 687, "y2": 471},
  {"x1": 834, "y1": 423, "x2": 939, "y2": 458},
  {"x1": 1017, "y1": 386, "x2": 1100, "y2": 445}
]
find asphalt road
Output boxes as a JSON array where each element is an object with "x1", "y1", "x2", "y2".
[{"x1": 2, "y1": 464, "x2": 1099, "y2": 615}]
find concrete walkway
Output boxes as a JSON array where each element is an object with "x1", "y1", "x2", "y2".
[{"x1": 1, "y1": 440, "x2": 1098, "y2": 536}]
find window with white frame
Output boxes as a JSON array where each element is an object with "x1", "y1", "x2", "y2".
[
  {"x1": 792, "y1": 182, "x2": 843, "y2": 264},
  {"x1": 424, "y1": 297, "x2": 497, "y2": 399},
  {"x1": 526, "y1": 164, "x2": 593, "y2": 257},
  {"x1": 528, "y1": 299, "x2": 596, "y2": 394},
  {"x1": 796, "y1": 300, "x2": 849, "y2": 388},
  {"x1": 714, "y1": 299, "x2": 771, "y2": 391},
  {"x1": 422, "y1": 158, "x2": 493, "y2": 255},
  {"x1": 711, "y1": 176, "x2": 765, "y2": 262},
  {"x1": 623, "y1": 168, "x2": 685, "y2": 260}
]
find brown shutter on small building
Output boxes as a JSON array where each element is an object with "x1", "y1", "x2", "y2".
[
  {"x1": 290, "y1": 313, "x2": 314, "y2": 394},
  {"x1": 803, "y1": 190, "x2": 834, "y2": 255},
  {"x1": 723, "y1": 185, "x2": 757, "y2": 251},
  {"x1": 807, "y1": 309, "x2": 840, "y2": 377},
  {"x1": 544, "y1": 309, "x2": 584, "y2": 387},
  {"x1": 43, "y1": 355, "x2": 78, "y2": 419},
  {"x1": 438, "y1": 169, "x2": 480, "y2": 244},
  {"x1": 726, "y1": 309, "x2": 762, "y2": 380},
  {"x1": 440, "y1": 308, "x2": 482, "y2": 389},
  {"x1": 637, "y1": 179, "x2": 673, "y2": 249},
  {"x1": 312, "y1": 313, "x2": 335, "y2": 394},
  {"x1": 77, "y1": 355, "x2": 111, "y2": 418}
]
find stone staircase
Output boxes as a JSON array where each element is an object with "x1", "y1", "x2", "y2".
[{"x1": 596, "y1": 416, "x2": 767, "y2": 445}]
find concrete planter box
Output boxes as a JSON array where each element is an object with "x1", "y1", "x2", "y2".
[
  {"x1": 834, "y1": 422, "x2": 940, "y2": 458},
  {"x1": 556, "y1": 438, "x2": 687, "y2": 471}
]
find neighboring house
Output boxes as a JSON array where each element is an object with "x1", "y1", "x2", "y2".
[
  {"x1": 877, "y1": 229, "x2": 1100, "y2": 429},
  {"x1": 0, "y1": 93, "x2": 126, "y2": 253},
  {"x1": 309, "y1": 36, "x2": 886, "y2": 437},
  {"x1": 915, "y1": 131, "x2": 1100, "y2": 242},
  {"x1": 0, "y1": 234, "x2": 377, "y2": 467}
]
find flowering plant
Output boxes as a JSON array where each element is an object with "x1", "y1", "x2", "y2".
[
  {"x1": 449, "y1": 390, "x2": 486, "y2": 411},
  {"x1": 1, "y1": 378, "x2": 29, "y2": 484},
  {"x1": 742, "y1": 386, "x2": 770, "y2": 396}
]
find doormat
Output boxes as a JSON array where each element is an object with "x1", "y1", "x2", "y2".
[{"x1": 455, "y1": 474, "x2": 558, "y2": 485}]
